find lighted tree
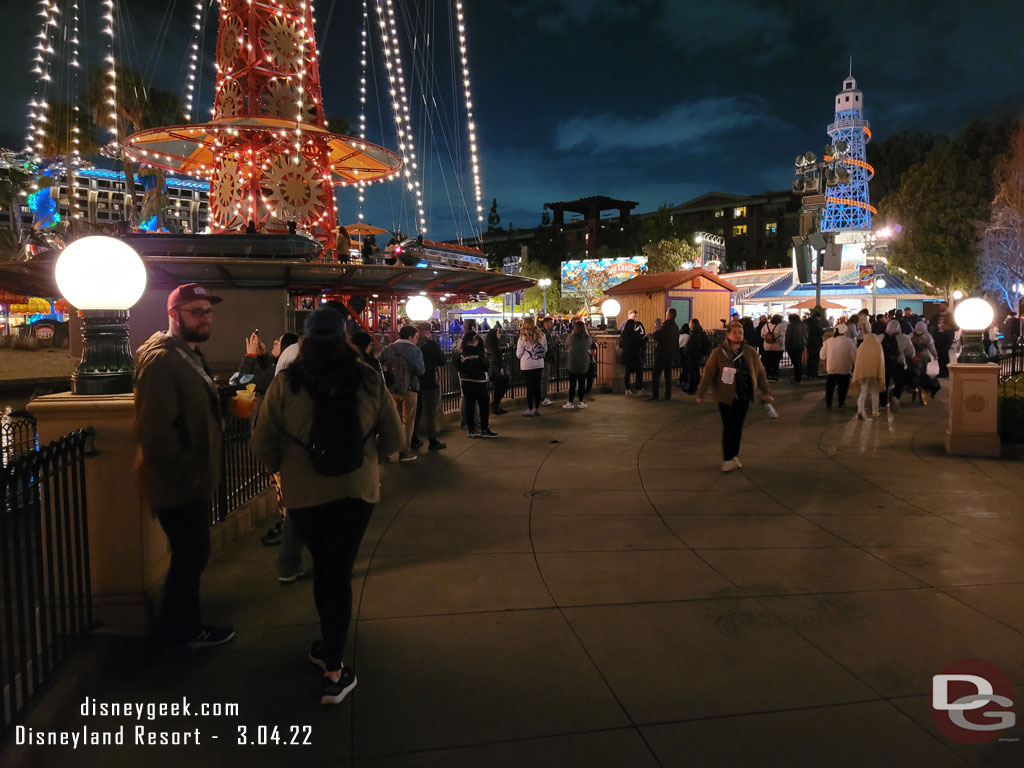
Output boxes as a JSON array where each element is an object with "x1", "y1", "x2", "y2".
[{"x1": 979, "y1": 122, "x2": 1024, "y2": 310}]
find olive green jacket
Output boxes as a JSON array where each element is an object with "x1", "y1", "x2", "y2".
[
  {"x1": 134, "y1": 332, "x2": 223, "y2": 509},
  {"x1": 251, "y1": 359, "x2": 403, "y2": 508}
]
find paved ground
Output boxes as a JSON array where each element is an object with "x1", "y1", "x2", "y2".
[{"x1": 9, "y1": 379, "x2": 1024, "y2": 767}]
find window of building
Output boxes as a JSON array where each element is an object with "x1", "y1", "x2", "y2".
[
  {"x1": 732, "y1": 225, "x2": 748, "y2": 236},
  {"x1": 714, "y1": 209, "x2": 724, "y2": 218},
  {"x1": 765, "y1": 222, "x2": 777, "y2": 235},
  {"x1": 733, "y1": 206, "x2": 747, "y2": 218}
]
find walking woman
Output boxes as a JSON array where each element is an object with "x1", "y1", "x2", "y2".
[
  {"x1": 760, "y1": 314, "x2": 786, "y2": 381},
  {"x1": 516, "y1": 317, "x2": 547, "y2": 416},
  {"x1": 252, "y1": 309, "x2": 403, "y2": 705},
  {"x1": 852, "y1": 321, "x2": 886, "y2": 419},
  {"x1": 485, "y1": 326, "x2": 509, "y2": 414},
  {"x1": 455, "y1": 330, "x2": 497, "y2": 437},
  {"x1": 564, "y1": 320, "x2": 592, "y2": 409},
  {"x1": 696, "y1": 320, "x2": 774, "y2": 472}
]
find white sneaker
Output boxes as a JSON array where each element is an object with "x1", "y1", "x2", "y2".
[
  {"x1": 541, "y1": 398, "x2": 553, "y2": 406},
  {"x1": 576, "y1": 401, "x2": 587, "y2": 409},
  {"x1": 721, "y1": 458, "x2": 741, "y2": 472},
  {"x1": 562, "y1": 402, "x2": 575, "y2": 410}
]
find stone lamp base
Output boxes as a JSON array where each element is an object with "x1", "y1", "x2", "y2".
[{"x1": 945, "y1": 362, "x2": 1001, "y2": 458}]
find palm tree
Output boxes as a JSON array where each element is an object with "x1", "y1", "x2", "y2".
[{"x1": 86, "y1": 67, "x2": 185, "y2": 225}]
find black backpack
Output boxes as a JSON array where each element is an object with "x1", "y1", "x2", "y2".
[
  {"x1": 285, "y1": 371, "x2": 369, "y2": 476},
  {"x1": 882, "y1": 334, "x2": 901, "y2": 366}
]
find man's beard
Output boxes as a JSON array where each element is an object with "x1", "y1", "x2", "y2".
[{"x1": 181, "y1": 326, "x2": 211, "y2": 343}]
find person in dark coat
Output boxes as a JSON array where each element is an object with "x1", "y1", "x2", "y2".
[
  {"x1": 650, "y1": 307, "x2": 680, "y2": 400},
  {"x1": 684, "y1": 318, "x2": 710, "y2": 394},
  {"x1": 785, "y1": 314, "x2": 808, "y2": 384},
  {"x1": 485, "y1": 325, "x2": 509, "y2": 414},
  {"x1": 619, "y1": 310, "x2": 646, "y2": 395},
  {"x1": 805, "y1": 311, "x2": 824, "y2": 379}
]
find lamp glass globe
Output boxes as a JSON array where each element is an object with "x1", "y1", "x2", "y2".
[
  {"x1": 405, "y1": 295, "x2": 433, "y2": 322},
  {"x1": 954, "y1": 298, "x2": 994, "y2": 331},
  {"x1": 55, "y1": 236, "x2": 147, "y2": 310},
  {"x1": 952, "y1": 289, "x2": 964, "y2": 301},
  {"x1": 601, "y1": 298, "x2": 621, "y2": 317}
]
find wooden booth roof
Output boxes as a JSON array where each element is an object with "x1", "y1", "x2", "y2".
[{"x1": 604, "y1": 268, "x2": 738, "y2": 295}]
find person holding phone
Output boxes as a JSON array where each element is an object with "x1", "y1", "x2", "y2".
[{"x1": 696, "y1": 320, "x2": 774, "y2": 472}]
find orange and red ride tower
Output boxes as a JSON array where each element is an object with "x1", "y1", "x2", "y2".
[{"x1": 124, "y1": 0, "x2": 401, "y2": 256}]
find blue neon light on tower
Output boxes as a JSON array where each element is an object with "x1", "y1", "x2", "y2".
[{"x1": 820, "y1": 72, "x2": 875, "y2": 233}]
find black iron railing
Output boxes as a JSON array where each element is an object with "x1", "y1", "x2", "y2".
[
  {"x1": 2, "y1": 411, "x2": 38, "y2": 469},
  {"x1": 1, "y1": 427, "x2": 95, "y2": 736},
  {"x1": 995, "y1": 343, "x2": 1024, "y2": 379},
  {"x1": 210, "y1": 404, "x2": 272, "y2": 525}
]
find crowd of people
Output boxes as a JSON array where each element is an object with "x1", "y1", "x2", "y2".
[{"x1": 133, "y1": 283, "x2": 1020, "y2": 711}]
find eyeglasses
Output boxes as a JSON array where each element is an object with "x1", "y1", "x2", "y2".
[{"x1": 178, "y1": 308, "x2": 215, "y2": 319}]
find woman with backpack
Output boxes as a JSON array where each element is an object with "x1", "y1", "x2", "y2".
[
  {"x1": 252, "y1": 309, "x2": 402, "y2": 705},
  {"x1": 516, "y1": 317, "x2": 547, "y2": 416},
  {"x1": 760, "y1": 314, "x2": 786, "y2": 381},
  {"x1": 910, "y1": 320, "x2": 940, "y2": 404},
  {"x1": 455, "y1": 330, "x2": 497, "y2": 438},
  {"x1": 881, "y1": 319, "x2": 914, "y2": 410}
]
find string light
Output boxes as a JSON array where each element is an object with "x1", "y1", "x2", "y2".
[
  {"x1": 69, "y1": 0, "x2": 82, "y2": 217},
  {"x1": 376, "y1": 0, "x2": 426, "y2": 233},
  {"x1": 183, "y1": 0, "x2": 205, "y2": 122},
  {"x1": 102, "y1": 0, "x2": 118, "y2": 139},
  {"x1": 26, "y1": 0, "x2": 60, "y2": 161},
  {"x1": 357, "y1": 0, "x2": 369, "y2": 221},
  {"x1": 454, "y1": 1, "x2": 484, "y2": 233}
]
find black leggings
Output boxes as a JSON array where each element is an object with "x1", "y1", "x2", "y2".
[
  {"x1": 461, "y1": 380, "x2": 489, "y2": 431},
  {"x1": 290, "y1": 498, "x2": 374, "y2": 671},
  {"x1": 155, "y1": 501, "x2": 211, "y2": 642},
  {"x1": 568, "y1": 372, "x2": 586, "y2": 403},
  {"x1": 524, "y1": 368, "x2": 543, "y2": 409},
  {"x1": 624, "y1": 355, "x2": 643, "y2": 391},
  {"x1": 718, "y1": 399, "x2": 751, "y2": 461}
]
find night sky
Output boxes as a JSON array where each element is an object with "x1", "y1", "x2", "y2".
[{"x1": 1, "y1": 0, "x2": 1022, "y2": 241}]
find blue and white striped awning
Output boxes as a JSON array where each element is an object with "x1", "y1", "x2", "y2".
[{"x1": 745, "y1": 269, "x2": 937, "y2": 302}]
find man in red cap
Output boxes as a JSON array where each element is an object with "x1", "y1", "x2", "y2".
[{"x1": 134, "y1": 283, "x2": 234, "y2": 649}]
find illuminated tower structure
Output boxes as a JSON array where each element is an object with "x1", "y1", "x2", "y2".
[
  {"x1": 124, "y1": 0, "x2": 401, "y2": 255},
  {"x1": 820, "y1": 73, "x2": 876, "y2": 234}
]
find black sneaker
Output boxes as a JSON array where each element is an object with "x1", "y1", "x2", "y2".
[
  {"x1": 260, "y1": 521, "x2": 282, "y2": 546},
  {"x1": 467, "y1": 431, "x2": 481, "y2": 438},
  {"x1": 321, "y1": 668, "x2": 357, "y2": 705},
  {"x1": 428, "y1": 440, "x2": 446, "y2": 451},
  {"x1": 411, "y1": 438, "x2": 423, "y2": 450},
  {"x1": 492, "y1": 406, "x2": 507, "y2": 415},
  {"x1": 308, "y1": 641, "x2": 327, "y2": 670},
  {"x1": 184, "y1": 625, "x2": 235, "y2": 650},
  {"x1": 478, "y1": 429, "x2": 498, "y2": 438}
]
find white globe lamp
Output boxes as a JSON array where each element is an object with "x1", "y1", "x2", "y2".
[
  {"x1": 55, "y1": 236, "x2": 147, "y2": 310},
  {"x1": 952, "y1": 289, "x2": 964, "y2": 302},
  {"x1": 405, "y1": 295, "x2": 433, "y2": 323},
  {"x1": 602, "y1": 298, "x2": 621, "y2": 332},
  {"x1": 54, "y1": 236, "x2": 148, "y2": 395},
  {"x1": 954, "y1": 297, "x2": 994, "y2": 363}
]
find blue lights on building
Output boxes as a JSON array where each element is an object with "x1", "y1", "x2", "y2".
[{"x1": 74, "y1": 167, "x2": 210, "y2": 192}]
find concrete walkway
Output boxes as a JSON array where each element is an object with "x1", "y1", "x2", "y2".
[{"x1": 11, "y1": 381, "x2": 1024, "y2": 767}]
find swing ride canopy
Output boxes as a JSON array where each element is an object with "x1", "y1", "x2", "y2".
[{"x1": 0, "y1": 234, "x2": 535, "y2": 301}]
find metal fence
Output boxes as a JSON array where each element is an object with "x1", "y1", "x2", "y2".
[
  {"x1": 211, "y1": 389, "x2": 273, "y2": 525},
  {"x1": 995, "y1": 343, "x2": 1024, "y2": 379},
  {"x1": 1, "y1": 427, "x2": 95, "y2": 736},
  {"x1": 2, "y1": 410, "x2": 38, "y2": 469}
]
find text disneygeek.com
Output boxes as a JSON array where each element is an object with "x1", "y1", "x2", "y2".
[{"x1": 14, "y1": 697, "x2": 313, "y2": 748}]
